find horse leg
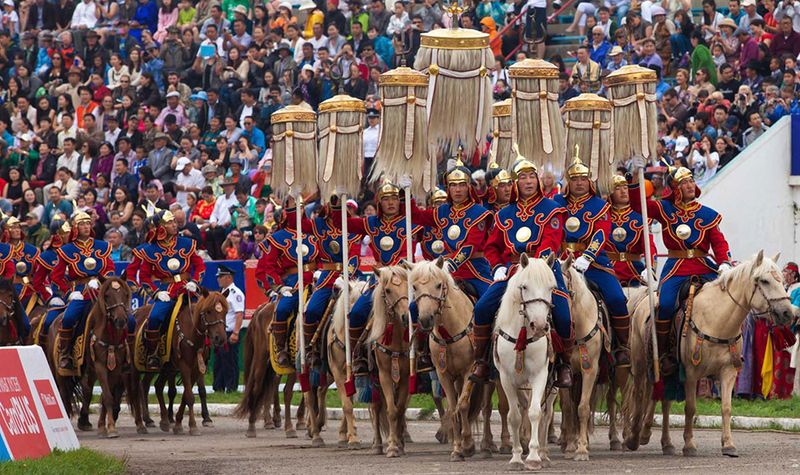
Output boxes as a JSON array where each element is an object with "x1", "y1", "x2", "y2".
[
  {"x1": 574, "y1": 366, "x2": 599, "y2": 461},
  {"x1": 154, "y1": 373, "x2": 170, "y2": 432},
  {"x1": 682, "y1": 373, "x2": 699, "y2": 457},
  {"x1": 141, "y1": 373, "x2": 155, "y2": 427},
  {"x1": 376, "y1": 364, "x2": 401, "y2": 457},
  {"x1": 284, "y1": 375, "x2": 297, "y2": 438},
  {"x1": 434, "y1": 394, "x2": 449, "y2": 445},
  {"x1": 96, "y1": 370, "x2": 118, "y2": 438},
  {"x1": 271, "y1": 378, "x2": 281, "y2": 428},
  {"x1": 370, "y1": 397, "x2": 384, "y2": 455},
  {"x1": 174, "y1": 363, "x2": 197, "y2": 435},
  {"x1": 339, "y1": 378, "x2": 360, "y2": 449},
  {"x1": 198, "y1": 373, "x2": 213, "y2": 427},
  {"x1": 480, "y1": 382, "x2": 496, "y2": 457},
  {"x1": 78, "y1": 374, "x2": 94, "y2": 431},
  {"x1": 306, "y1": 389, "x2": 325, "y2": 447},
  {"x1": 441, "y1": 375, "x2": 463, "y2": 461},
  {"x1": 661, "y1": 399, "x2": 675, "y2": 455},
  {"x1": 640, "y1": 398, "x2": 656, "y2": 445},
  {"x1": 458, "y1": 380, "x2": 476, "y2": 458},
  {"x1": 396, "y1": 375, "x2": 410, "y2": 456},
  {"x1": 524, "y1": 367, "x2": 549, "y2": 471},
  {"x1": 499, "y1": 377, "x2": 524, "y2": 470},
  {"x1": 719, "y1": 366, "x2": 738, "y2": 457},
  {"x1": 559, "y1": 387, "x2": 576, "y2": 455},
  {"x1": 608, "y1": 369, "x2": 627, "y2": 451},
  {"x1": 166, "y1": 374, "x2": 177, "y2": 423},
  {"x1": 539, "y1": 391, "x2": 556, "y2": 468},
  {"x1": 497, "y1": 382, "x2": 512, "y2": 454}
]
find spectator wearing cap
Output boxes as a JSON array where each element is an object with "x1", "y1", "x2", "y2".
[
  {"x1": 605, "y1": 45, "x2": 627, "y2": 72},
  {"x1": 161, "y1": 27, "x2": 191, "y2": 74},
  {"x1": 148, "y1": 132, "x2": 176, "y2": 182},
  {"x1": 156, "y1": 91, "x2": 188, "y2": 130},
  {"x1": 227, "y1": 156, "x2": 252, "y2": 190},
  {"x1": 214, "y1": 264, "x2": 244, "y2": 394},
  {"x1": 363, "y1": 108, "x2": 380, "y2": 179},
  {"x1": 771, "y1": 16, "x2": 800, "y2": 56},
  {"x1": 738, "y1": 0, "x2": 762, "y2": 33},
  {"x1": 202, "y1": 164, "x2": 222, "y2": 196},
  {"x1": 24, "y1": 211, "x2": 49, "y2": 247},
  {"x1": 175, "y1": 157, "x2": 204, "y2": 207}
]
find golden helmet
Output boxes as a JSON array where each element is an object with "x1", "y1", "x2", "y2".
[
  {"x1": 510, "y1": 144, "x2": 537, "y2": 179},
  {"x1": 72, "y1": 211, "x2": 92, "y2": 225},
  {"x1": 376, "y1": 179, "x2": 401, "y2": 200},
  {"x1": 431, "y1": 188, "x2": 448, "y2": 205},
  {"x1": 487, "y1": 163, "x2": 512, "y2": 188},
  {"x1": 160, "y1": 210, "x2": 176, "y2": 223},
  {"x1": 611, "y1": 174, "x2": 627, "y2": 188},
  {"x1": 566, "y1": 157, "x2": 590, "y2": 179},
  {"x1": 670, "y1": 166, "x2": 693, "y2": 185},
  {"x1": 445, "y1": 159, "x2": 471, "y2": 185},
  {"x1": 3, "y1": 216, "x2": 20, "y2": 228}
]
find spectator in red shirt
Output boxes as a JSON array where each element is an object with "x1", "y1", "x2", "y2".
[{"x1": 770, "y1": 17, "x2": 800, "y2": 57}]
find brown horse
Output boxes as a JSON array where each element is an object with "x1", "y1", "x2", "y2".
[
  {"x1": 89, "y1": 277, "x2": 144, "y2": 438},
  {"x1": 236, "y1": 299, "x2": 306, "y2": 438},
  {"x1": 0, "y1": 279, "x2": 26, "y2": 346},
  {"x1": 132, "y1": 290, "x2": 228, "y2": 435},
  {"x1": 367, "y1": 265, "x2": 412, "y2": 458}
]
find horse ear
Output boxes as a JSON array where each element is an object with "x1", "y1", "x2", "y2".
[
  {"x1": 545, "y1": 253, "x2": 556, "y2": 267},
  {"x1": 435, "y1": 256, "x2": 445, "y2": 269},
  {"x1": 561, "y1": 254, "x2": 573, "y2": 273},
  {"x1": 772, "y1": 252, "x2": 781, "y2": 264},
  {"x1": 201, "y1": 287, "x2": 209, "y2": 297},
  {"x1": 373, "y1": 267, "x2": 384, "y2": 281},
  {"x1": 519, "y1": 253, "x2": 529, "y2": 268},
  {"x1": 398, "y1": 259, "x2": 412, "y2": 271},
  {"x1": 755, "y1": 249, "x2": 764, "y2": 267}
]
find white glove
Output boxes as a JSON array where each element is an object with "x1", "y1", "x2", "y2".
[
  {"x1": 279, "y1": 286, "x2": 293, "y2": 297},
  {"x1": 87, "y1": 278, "x2": 100, "y2": 290},
  {"x1": 185, "y1": 281, "x2": 198, "y2": 293},
  {"x1": 630, "y1": 156, "x2": 646, "y2": 171},
  {"x1": 493, "y1": 266, "x2": 507, "y2": 282},
  {"x1": 68, "y1": 291, "x2": 83, "y2": 301},
  {"x1": 640, "y1": 268, "x2": 651, "y2": 282},
  {"x1": 718, "y1": 262, "x2": 732, "y2": 273},
  {"x1": 313, "y1": 270, "x2": 322, "y2": 282},
  {"x1": 572, "y1": 255, "x2": 592, "y2": 273},
  {"x1": 156, "y1": 291, "x2": 171, "y2": 302},
  {"x1": 49, "y1": 297, "x2": 66, "y2": 307},
  {"x1": 444, "y1": 261, "x2": 455, "y2": 273},
  {"x1": 397, "y1": 174, "x2": 412, "y2": 189}
]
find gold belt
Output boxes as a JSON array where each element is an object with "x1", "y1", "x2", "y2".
[
  {"x1": 606, "y1": 251, "x2": 642, "y2": 262},
  {"x1": 157, "y1": 273, "x2": 190, "y2": 284},
  {"x1": 668, "y1": 249, "x2": 708, "y2": 259},
  {"x1": 281, "y1": 263, "x2": 317, "y2": 279},
  {"x1": 13, "y1": 276, "x2": 30, "y2": 285},
  {"x1": 319, "y1": 262, "x2": 343, "y2": 272},
  {"x1": 561, "y1": 243, "x2": 587, "y2": 253}
]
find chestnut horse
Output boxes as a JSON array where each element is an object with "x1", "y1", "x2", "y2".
[{"x1": 0, "y1": 279, "x2": 26, "y2": 346}]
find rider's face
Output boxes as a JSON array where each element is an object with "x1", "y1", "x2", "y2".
[
  {"x1": 569, "y1": 176, "x2": 590, "y2": 197},
  {"x1": 380, "y1": 195, "x2": 400, "y2": 217},
  {"x1": 516, "y1": 171, "x2": 539, "y2": 199}
]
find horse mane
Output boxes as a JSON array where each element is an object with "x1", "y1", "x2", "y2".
[
  {"x1": 710, "y1": 253, "x2": 776, "y2": 292},
  {"x1": 495, "y1": 258, "x2": 555, "y2": 330},
  {"x1": 410, "y1": 260, "x2": 458, "y2": 289},
  {"x1": 368, "y1": 266, "x2": 408, "y2": 344}
]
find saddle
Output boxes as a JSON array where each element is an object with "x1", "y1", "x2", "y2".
[
  {"x1": 133, "y1": 295, "x2": 186, "y2": 372},
  {"x1": 455, "y1": 279, "x2": 479, "y2": 305}
]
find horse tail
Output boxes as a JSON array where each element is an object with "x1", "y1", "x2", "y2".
[
  {"x1": 620, "y1": 373, "x2": 650, "y2": 451},
  {"x1": 234, "y1": 305, "x2": 273, "y2": 420}
]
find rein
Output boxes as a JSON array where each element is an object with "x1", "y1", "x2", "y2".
[
  {"x1": 418, "y1": 280, "x2": 472, "y2": 346},
  {"x1": 374, "y1": 285, "x2": 409, "y2": 354}
]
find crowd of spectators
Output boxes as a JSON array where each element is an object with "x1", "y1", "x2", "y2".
[{"x1": 0, "y1": 0, "x2": 798, "y2": 263}]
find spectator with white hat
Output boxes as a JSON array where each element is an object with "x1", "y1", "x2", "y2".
[{"x1": 175, "y1": 156, "x2": 205, "y2": 208}]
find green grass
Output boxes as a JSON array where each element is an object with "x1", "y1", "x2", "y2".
[{"x1": 0, "y1": 449, "x2": 125, "y2": 475}]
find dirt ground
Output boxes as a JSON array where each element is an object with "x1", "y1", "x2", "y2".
[{"x1": 78, "y1": 413, "x2": 800, "y2": 474}]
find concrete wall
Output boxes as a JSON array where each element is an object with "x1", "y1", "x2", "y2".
[{"x1": 700, "y1": 116, "x2": 797, "y2": 262}]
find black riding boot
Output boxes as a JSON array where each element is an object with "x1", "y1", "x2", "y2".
[
  {"x1": 468, "y1": 324, "x2": 493, "y2": 383},
  {"x1": 655, "y1": 319, "x2": 675, "y2": 375},
  {"x1": 144, "y1": 329, "x2": 162, "y2": 371},
  {"x1": 303, "y1": 321, "x2": 321, "y2": 368},
  {"x1": 555, "y1": 337, "x2": 574, "y2": 388},
  {"x1": 415, "y1": 326, "x2": 433, "y2": 373},
  {"x1": 611, "y1": 313, "x2": 631, "y2": 368},
  {"x1": 57, "y1": 328, "x2": 74, "y2": 370}
]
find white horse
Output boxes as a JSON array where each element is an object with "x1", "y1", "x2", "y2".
[{"x1": 493, "y1": 253, "x2": 556, "y2": 471}]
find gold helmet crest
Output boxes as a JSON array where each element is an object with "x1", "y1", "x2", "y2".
[
  {"x1": 72, "y1": 211, "x2": 92, "y2": 225},
  {"x1": 376, "y1": 179, "x2": 401, "y2": 200},
  {"x1": 510, "y1": 143, "x2": 537, "y2": 179},
  {"x1": 611, "y1": 174, "x2": 627, "y2": 188}
]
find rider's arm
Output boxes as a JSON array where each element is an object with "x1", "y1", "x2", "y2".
[
  {"x1": 254, "y1": 242, "x2": 284, "y2": 290},
  {"x1": 536, "y1": 210, "x2": 565, "y2": 259},
  {"x1": 284, "y1": 208, "x2": 316, "y2": 234},
  {"x1": 409, "y1": 199, "x2": 437, "y2": 227},
  {"x1": 708, "y1": 224, "x2": 732, "y2": 265},
  {"x1": 582, "y1": 211, "x2": 612, "y2": 263},
  {"x1": 51, "y1": 252, "x2": 70, "y2": 294},
  {"x1": 484, "y1": 214, "x2": 508, "y2": 273},
  {"x1": 443, "y1": 213, "x2": 488, "y2": 271},
  {"x1": 32, "y1": 255, "x2": 54, "y2": 300},
  {"x1": 628, "y1": 181, "x2": 667, "y2": 224}
]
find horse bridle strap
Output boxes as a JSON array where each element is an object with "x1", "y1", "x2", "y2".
[
  {"x1": 372, "y1": 341, "x2": 409, "y2": 358},
  {"x1": 497, "y1": 328, "x2": 541, "y2": 345},
  {"x1": 687, "y1": 317, "x2": 742, "y2": 346},
  {"x1": 574, "y1": 319, "x2": 601, "y2": 346},
  {"x1": 431, "y1": 322, "x2": 472, "y2": 346},
  {"x1": 726, "y1": 281, "x2": 790, "y2": 319},
  {"x1": 415, "y1": 283, "x2": 450, "y2": 321}
]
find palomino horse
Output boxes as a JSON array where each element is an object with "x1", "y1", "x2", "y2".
[
  {"x1": 412, "y1": 258, "x2": 483, "y2": 462},
  {"x1": 326, "y1": 278, "x2": 369, "y2": 449},
  {"x1": 367, "y1": 265, "x2": 411, "y2": 458},
  {"x1": 0, "y1": 279, "x2": 26, "y2": 346},
  {"x1": 559, "y1": 256, "x2": 607, "y2": 461},
  {"x1": 236, "y1": 299, "x2": 306, "y2": 438},
  {"x1": 132, "y1": 290, "x2": 228, "y2": 435},
  {"x1": 624, "y1": 251, "x2": 794, "y2": 457},
  {"x1": 493, "y1": 253, "x2": 556, "y2": 471},
  {"x1": 89, "y1": 277, "x2": 144, "y2": 438}
]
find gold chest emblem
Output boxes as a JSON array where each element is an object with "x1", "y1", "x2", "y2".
[
  {"x1": 329, "y1": 239, "x2": 341, "y2": 255},
  {"x1": 612, "y1": 227, "x2": 627, "y2": 242},
  {"x1": 15, "y1": 261, "x2": 26, "y2": 274},
  {"x1": 379, "y1": 236, "x2": 395, "y2": 251},
  {"x1": 515, "y1": 227, "x2": 532, "y2": 243},
  {"x1": 675, "y1": 224, "x2": 691, "y2": 240},
  {"x1": 84, "y1": 257, "x2": 97, "y2": 271},
  {"x1": 565, "y1": 217, "x2": 581, "y2": 233},
  {"x1": 431, "y1": 240, "x2": 445, "y2": 254},
  {"x1": 299, "y1": 244, "x2": 310, "y2": 257},
  {"x1": 167, "y1": 258, "x2": 180, "y2": 271},
  {"x1": 446, "y1": 225, "x2": 461, "y2": 240}
]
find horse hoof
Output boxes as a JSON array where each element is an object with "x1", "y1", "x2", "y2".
[
  {"x1": 573, "y1": 452, "x2": 589, "y2": 461},
  {"x1": 525, "y1": 460, "x2": 543, "y2": 471},
  {"x1": 640, "y1": 435, "x2": 652, "y2": 445},
  {"x1": 403, "y1": 433, "x2": 413, "y2": 444},
  {"x1": 450, "y1": 452, "x2": 464, "y2": 462},
  {"x1": 338, "y1": 440, "x2": 348, "y2": 448},
  {"x1": 160, "y1": 421, "x2": 171, "y2": 432},
  {"x1": 463, "y1": 445, "x2": 475, "y2": 458},
  {"x1": 662, "y1": 445, "x2": 676, "y2": 456},
  {"x1": 541, "y1": 456, "x2": 552, "y2": 468},
  {"x1": 311, "y1": 437, "x2": 325, "y2": 448},
  {"x1": 285, "y1": 430, "x2": 298, "y2": 439},
  {"x1": 435, "y1": 428, "x2": 447, "y2": 444},
  {"x1": 499, "y1": 444, "x2": 512, "y2": 454},
  {"x1": 371, "y1": 444, "x2": 383, "y2": 455},
  {"x1": 610, "y1": 440, "x2": 623, "y2": 451},
  {"x1": 548, "y1": 435, "x2": 559, "y2": 444},
  {"x1": 722, "y1": 447, "x2": 738, "y2": 458},
  {"x1": 202, "y1": 420, "x2": 214, "y2": 428},
  {"x1": 683, "y1": 447, "x2": 697, "y2": 457},
  {"x1": 107, "y1": 430, "x2": 119, "y2": 439},
  {"x1": 386, "y1": 447, "x2": 400, "y2": 458},
  {"x1": 145, "y1": 420, "x2": 156, "y2": 428},
  {"x1": 624, "y1": 438, "x2": 640, "y2": 452},
  {"x1": 508, "y1": 461, "x2": 525, "y2": 471},
  {"x1": 137, "y1": 426, "x2": 148, "y2": 435},
  {"x1": 263, "y1": 420, "x2": 275, "y2": 430},
  {"x1": 173, "y1": 426, "x2": 184, "y2": 435},
  {"x1": 78, "y1": 422, "x2": 93, "y2": 432},
  {"x1": 189, "y1": 428, "x2": 201, "y2": 436},
  {"x1": 348, "y1": 441, "x2": 361, "y2": 450},
  {"x1": 296, "y1": 422, "x2": 307, "y2": 431},
  {"x1": 480, "y1": 449, "x2": 493, "y2": 459},
  {"x1": 245, "y1": 429, "x2": 257, "y2": 438},
  {"x1": 97, "y1": 428, "x2": 107, "y2": 437}
]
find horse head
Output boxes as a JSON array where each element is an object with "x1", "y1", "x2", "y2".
[
  {"x1": 197, "y1": 291, "x2": 229, "y2": 348},
  {"x1": 410, "y1": 257, "x2": 453, "y2": 333},
  {"x1": 500, "y1": 253, "x2": 556, "y2": 337},
  {"x1": 97, "y1": 276, "x2": 132, "y2": 332},
  {"x1": 368, "y1": 265, "x2": 410, "y2": 344},
  {"x1": 724, "y1": 250, "x2": 795, "y2": 326}
]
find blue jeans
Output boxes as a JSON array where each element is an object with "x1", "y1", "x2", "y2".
[
  {"x1": 305, "y1": 287, "x2": 333, "y2": 325},
  {"x1": 472, "y1": 262, "x2": 572, "y2": 339},
  {"x1": 657, "y1": 273, "x2": 717, "y2": 322}
]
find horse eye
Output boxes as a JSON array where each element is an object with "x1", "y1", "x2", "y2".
[
  {"x1": 436, "y1": 283, "x2": 441, "y2": 289},
  {"x1": 521, "y1": 285, "x2": 527, "y2": 291}
]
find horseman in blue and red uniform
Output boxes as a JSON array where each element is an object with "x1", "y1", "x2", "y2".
[
  {"x1": 138, "y1": 209, "x2": 206, "y2": 371},
  {"x1": 629, "y1": 164, "x2": 732, "y2": 374},
  {"x1": 471, "y1": 152, "x2": 574, "y2": 387},
  {"x1": 482, "y1": 162, "x2": 514, "y2": 214},
  {"x1": 52, "y1": 212, "x2": 115, "y2": 371},
  {"x1": 607, "y1": 175, "x2": 657, "y2": 287},
  {"x1": 283, "y1": 196, "x2": 360, "y2": 368},
  {"x1": 1, "y1": 215, "x2": 38, "y2": 340},
  {"x1": 419, "y1": 189, "x2": 448, "y2": 261},
  {"x1": 554, "y1": 157, "x2": 630, "y2": 367},
  {"x1": 255, "y1": 202, "x2": 320, "y2": 368},
  {"x1": 32, "y1": 219, "x2": 71, "y2": 345},
  {"x1": 331, "y1": 180, "x2": 421, "y2": 375},
  {"x1": 407, "y1": 159, "x2": 495, "y2": 370}
]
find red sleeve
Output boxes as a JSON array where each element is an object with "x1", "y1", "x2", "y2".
[
  {"x1": 102, "y1": 256, "x2": 115, "y2": 275},
  {"x1": 255, "y1": 243, "x2": 283, "y2": 289},
  {"x1": 190, "y1": 253, "x2": 206, "y2": 281},
  {"x1": 139, "y1": 261, "x2": 157, "y2": 292},
  {"x1": 51, "y1": 256, "x2": 69, "y2": 293},
  {"x1": 409, "y1": 199, "x2": 437, "y2": 227},
  {"x1": 536, "y1": 211, "x2": 565, "y2": 258},
  {"x1": 484, "y1": 215, "x2": 507, "y2": 272},
  {"x1": 284, "y1": 209, "x2": 315, "y2": 234},
  {"x1": 330, "y1": 208, "x2": 369, "y2": 236},
  {"x1": 124, "y1": 253, "x2": 141, "y2": 287},
  {"x1": 32, "y1": 262, "x2": 51, "y2": 299},
  {"x1": 0, "y1": 260, "x2": 13, "y2": 280},
  {"x1": 707, "y1": 225, "x2": 732, "y2": 264},
  {"x1": 629, "y1": 182, "x2": 667, "y2": 225}
]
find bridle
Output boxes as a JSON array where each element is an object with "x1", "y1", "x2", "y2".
[
  {"x1": 725, "y1": 275, "x2": 790, "y2": 320},
  {"x1": 415, "y1": 280, "x2": 449, "y2": 324},
  {"x1": 380, "y1": 286, "x2": 409, "y2": 325},
  {"x1": 518, "y1": 285, "x2": 553, "y2": 332}
]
